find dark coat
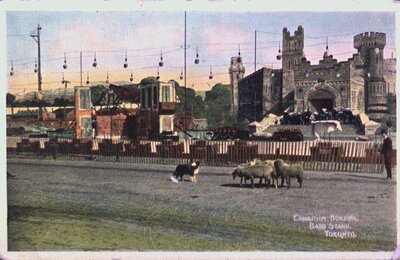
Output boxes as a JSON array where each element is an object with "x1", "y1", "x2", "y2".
[{"x1": 381, "y1": 137, "x2": 393, "y2": 158}]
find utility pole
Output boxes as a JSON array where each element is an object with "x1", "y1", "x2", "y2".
[
  {"x1": 254, "y1": 30, "x2": 257, "y2": 72},
  {"x1": 30, "y1": 24, "x2": 42, "y2": 120},
  {"x1": 80, "y1": 51, "x2": 83, "y2": 87},
  {"x1": 184, "y1": 11, "x2": 187, "y2": 135}
]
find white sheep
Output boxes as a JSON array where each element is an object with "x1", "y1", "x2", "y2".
[{"x1": 274, "y1": 159, "x2": 304, "y2": 189}]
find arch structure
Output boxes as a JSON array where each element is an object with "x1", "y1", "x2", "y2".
[{"x1": 303, "y1": 83, "x2": 342, "y2": 112}]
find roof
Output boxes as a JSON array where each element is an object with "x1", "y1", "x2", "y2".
[
  {"x1": 53, "y1": 107, "x2": 75, "y2": 115},
  {"x1": 13, "y1": 109, "x2": 38, "y2": 118},
  {"x1": 140, "y1": 77, "x2": 159, "y2": 85},
  {"x1": 110, "y1": 84, "x2": 140, "y2": 103},
  {"x1": 95, "y1": 84, "x2": 140, "y2": 106}
]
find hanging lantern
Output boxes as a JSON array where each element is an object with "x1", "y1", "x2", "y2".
[
  {"x1": 86, "y1": 72, "x2": 90, "y2": 85},
  {"x1": 195, "y1": 46, "x2": 200, "y2": 64},
  {"x1": 180, "y1": 68, "x2": 183, "y2": 80},
  {"x1": 159, "y1": 51, "x2": 164, "y2": 67},
  {"x1": 123, "y1": 52, "x2": 128, "y2": 68},
  {"x1": 237, "y1": 44, "x2": 242, "y2": 63},
  {"x1": 63, "y1": 53, "x2": 67, "y2": 69},
  {"x1": 209, "y1": 66, "x2": 213, "y2": 80},
  {"x1": 34, "y1": 59, "x2": 38, "y2": 73},
  {"x1": 106, "y1": 72, "x2": 109, "y2": 84},
  {"x1": 156, "y1": 67, "x2": 160, "y2": 80},
  {"x1": 10, "y1": 61, "x2": 14, "y2": 76},
  {"x1": 276, "y1": 42, "x2": 282, "y2": 60},
  {"x1": 130, "y1": 70, "x2": 133, "y2": 82},
  {"x1": 93, "y1": 52, "x2": 97, "y2": 67}
]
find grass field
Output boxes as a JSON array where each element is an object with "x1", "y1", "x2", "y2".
[{"x1": 7, "y1": 159, "x2": 397, "y2": 251}]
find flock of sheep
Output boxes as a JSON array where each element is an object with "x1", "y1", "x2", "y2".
[{"x1": 232, "y1": 159, "x2": 304, "y2": 189}]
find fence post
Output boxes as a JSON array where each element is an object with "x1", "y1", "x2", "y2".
[{"x1": 275, "y1": 147, "x2": 280, "y2": 159}]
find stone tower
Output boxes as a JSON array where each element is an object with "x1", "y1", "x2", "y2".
[
  {"x1": 354, "y1": 32, "x2": 387, "y2": 121},
  {"x1": 282, "y1": 26, "x2": 305, "y2": 110},
  {"x1": 229, "y1": 56, "x2": 245, "y2": 122}
]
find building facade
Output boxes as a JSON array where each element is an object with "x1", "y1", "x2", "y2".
[
  {"x1": 74, "y1": 86, "x2": 92, "y2": 139},
  {"x1": 137, "y1": 79, "x2": 177, "y2": 139},
  {"x1": 235, "y1": 26, "x2": 396, "y2": 123}
]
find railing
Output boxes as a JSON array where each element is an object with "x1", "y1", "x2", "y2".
[{"x1": 6, "y1": 137, "x2": 393, "y2": 173}]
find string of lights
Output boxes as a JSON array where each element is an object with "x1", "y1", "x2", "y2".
[
  {"x1": 7, "y1": 23, "x2": 396, "y2": 95},
  {"x1": 7, "y1": 45, "x2": 395, "y2": 87},
  {"x1": 8, "y1": 31, "x2": 396, "y2": 66}
]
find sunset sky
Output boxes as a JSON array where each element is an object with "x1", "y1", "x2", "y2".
[{"x1": 6, "y1": 11, "x2": 396, "y2": 94}]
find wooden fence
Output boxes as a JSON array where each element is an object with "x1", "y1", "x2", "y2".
[{"x1": 6, "y1": 137, "x2": 394, "y2": 173}]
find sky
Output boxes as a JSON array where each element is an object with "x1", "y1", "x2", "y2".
[{"x1": 6, "y1": 11, "x2": 396, "y2": 94}]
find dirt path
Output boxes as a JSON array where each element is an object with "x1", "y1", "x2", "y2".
[{"x1": 7, "y1": 159, "x2": 396, "y2": 251}]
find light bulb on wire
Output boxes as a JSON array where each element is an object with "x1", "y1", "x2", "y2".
[
  {"x1": 93, "y1": 52, "x2": 97, "y2": 67},
  {"x1": 63, "y1": 53, "x2": 67, "y2": 69}
]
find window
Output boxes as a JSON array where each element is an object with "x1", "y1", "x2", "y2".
[
  {"x1": 79, "y1": 89, "x2": 91, "y2": 109},
  {"x1": 80, "y1": 117, "x2": 92, "y2": 139},
  {"x1": 147, "y1": 87, "x2": 152, "y2": 108},
  {"x1": 153, "y1": 86, "x2": 158, "y2": 108},
  {"x1": 162, "y1": 85, "x2": 170, "y2": 102},
  {"x1": 141, "y1": 88, "x2": 146, "y2": 108}
]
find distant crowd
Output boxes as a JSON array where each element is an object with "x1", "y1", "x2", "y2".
[{"x1": 280, "y1": 108, "x2": 354, "y2": 125}]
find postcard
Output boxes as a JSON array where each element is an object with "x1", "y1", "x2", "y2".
[{"x1": 1, "y1": 1, "x2": 398, "y2": 259}]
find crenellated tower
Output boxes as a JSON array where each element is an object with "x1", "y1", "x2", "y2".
[
  {"x1": 282, "y1": 26, "x2": 305, "y2": 110},
  {"x1": 229, "y1": 56, "x2": 245, "y2": 122},
  {"x1": 354, "y1": 32, "x2": 387, "y2": 121}
]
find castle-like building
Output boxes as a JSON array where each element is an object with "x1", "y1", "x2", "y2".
[{"x1": 230, "y1": 26, "x2": 396, "y2": 123}]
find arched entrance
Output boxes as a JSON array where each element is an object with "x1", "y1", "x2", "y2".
[
  {"x1": 308, "y1": 89, "x2": 335, "y2": 112},
  {"x1": 303, "y1": 83, "x2": 341, "y2": 113}
]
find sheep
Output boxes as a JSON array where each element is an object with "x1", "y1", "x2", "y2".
[
  {"x1": 248, "y1": 159, "x2": 279, "y2": 188},
  {"x1": 233, "y1": 159, "x2": 278, "y2": 188},
  {"x1": 232, "y1": 167, "x2": 248, "y2": 186},
  {"x1": 274, "y1": 159, "x2": 304, "y2": 189},
  {"x1": 263, "y1": 160, "x2": 279, "y2": 188},
  {"x1": 232, "y1": 159, "x2": 258, "y2": 186},
  {"x1": 232, "y1": 164, "x2": 274, "y2": 189}
]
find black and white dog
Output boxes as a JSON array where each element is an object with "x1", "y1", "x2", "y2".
[{"x1": 171, "y1": 161, "x2": 201, "y2": 182}]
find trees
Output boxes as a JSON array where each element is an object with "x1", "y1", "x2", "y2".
[
  {"x1": 6, "y1": 93, "x2": 16, "y2": 107},
  {"x1": 173, "y1": 80, "x2": 205, "y2": 119},
  {"x1": 204, "y1": 84, "x2": 232, "y2": 128},
  {"x1": 53, "y1": 97, "x2": 73, "y2": 107},
  {"x1": 174, "y1": 81, "x2": 232, "y2": 127}
]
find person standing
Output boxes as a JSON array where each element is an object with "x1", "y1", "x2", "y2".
[{"x1": 381, "y1": 130, "x2": 393, "y2": 180}]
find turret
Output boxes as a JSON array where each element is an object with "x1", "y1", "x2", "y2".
[
  {"x1": 229, "y1": 56, "x2": 245, "y2": 122},
  {"x1": 282, "y1": 25, "x2": 305, "y2": 110},
  {"x1": 353, "y1": 32, "x2": 387, "y2": 121}
]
